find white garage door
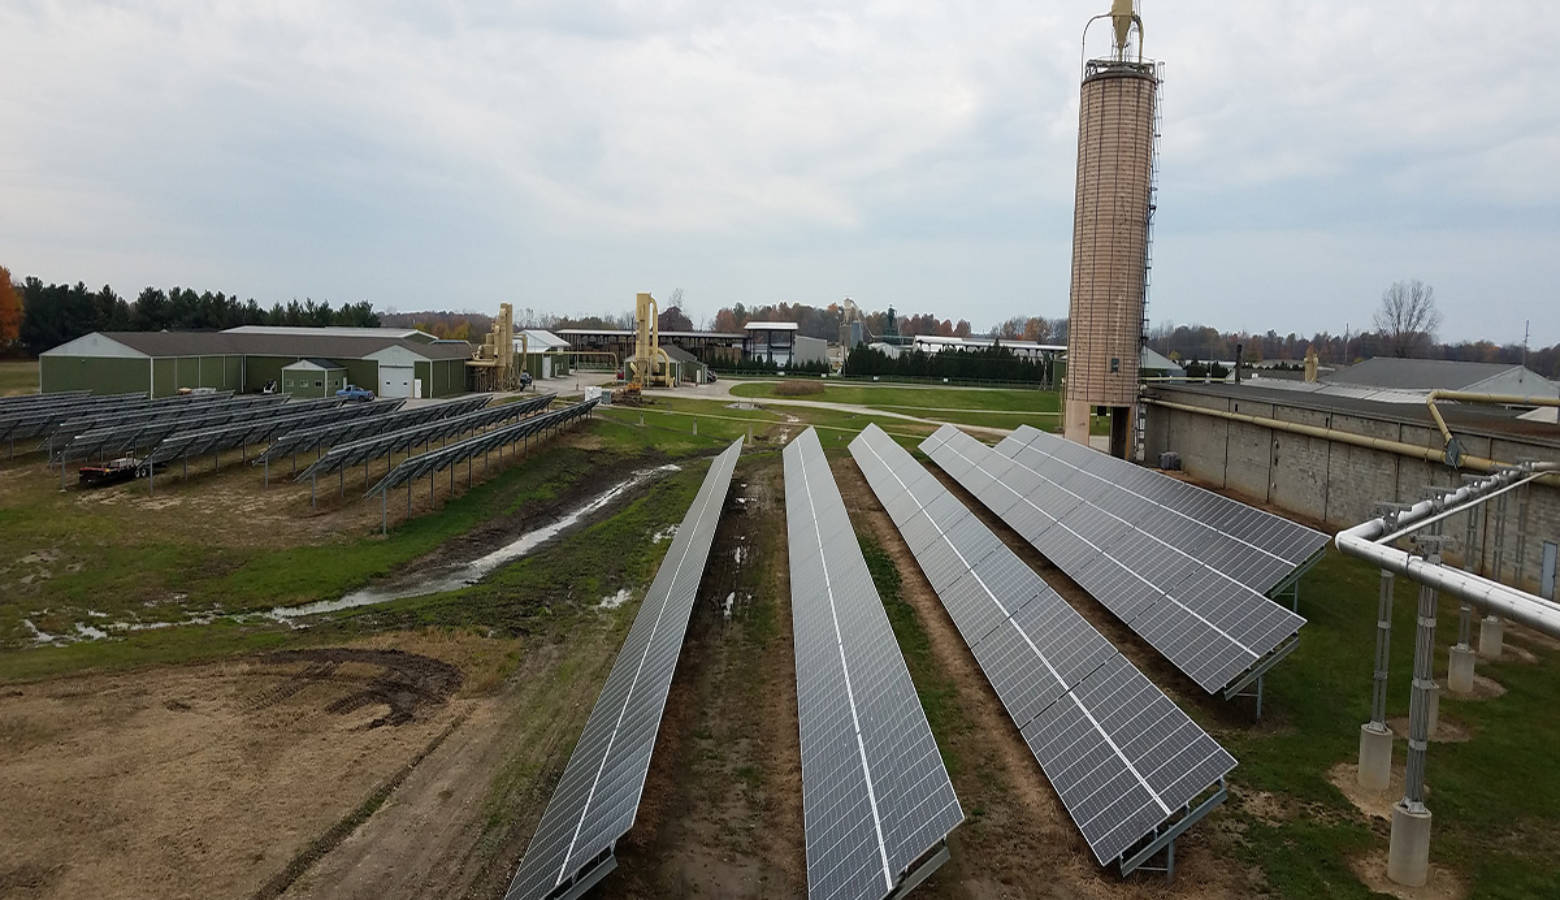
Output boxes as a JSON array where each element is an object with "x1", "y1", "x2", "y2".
[{"x1": 378, "y1": 364, "x2": 415, "y2": 399}]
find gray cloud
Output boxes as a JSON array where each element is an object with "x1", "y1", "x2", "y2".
[{"x1": 2, "y1": 0, "x2": 1556, "y2": 344}]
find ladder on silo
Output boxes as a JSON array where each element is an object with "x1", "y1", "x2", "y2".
[{"x1": 1135, "y1": 61, "x2": 1165, "y2": 462}]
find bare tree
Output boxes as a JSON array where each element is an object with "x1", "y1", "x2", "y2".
[{"x1": 1373, "y1": 279, "x2": 1441, "y2": 357}]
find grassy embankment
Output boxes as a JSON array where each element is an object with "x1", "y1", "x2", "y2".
[{"x1": 727, "y1": 380, "x2": 1112, "y2": 434}]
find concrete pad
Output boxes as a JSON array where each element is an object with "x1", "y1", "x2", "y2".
[
  {"x1": 1388, "y1": 802, "x2": 1433, "y2": 887},
  {"x1": 1447, "y1": 646, "x2": 1475, "y2": 694},
  {"x1": 1479, "y1": 616, "x2": 1504, "y2": 659},
  {"x1": 1358, "y1": 723, "x2": 1393, "y2": 792}
]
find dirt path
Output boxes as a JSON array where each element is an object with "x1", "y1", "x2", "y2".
[
  {"x1": 0, "y1": 642, "x2": 475, "y2": 899},
  {"x1": 830, "y1": 456, "x2": 1262, "y2": 898},
  {"x1": 609, "y1": 453, "x2": 808, "y2": 897},
  {"x1": 282, "y1": 625, "x2": 630, "y2": 900}
]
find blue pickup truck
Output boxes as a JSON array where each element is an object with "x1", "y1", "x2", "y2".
[{"x1": 336, "y1": 384, "x2": 375, "y2": 402}]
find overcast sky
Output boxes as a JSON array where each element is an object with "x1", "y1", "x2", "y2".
[{"x1": 4, "y1": 1, "x2": 1557, "y2": 345}]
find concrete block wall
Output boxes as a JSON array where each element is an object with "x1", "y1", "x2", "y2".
[{"x1": 1145, "y1": 395, "x2": 1560, "y2": 594}]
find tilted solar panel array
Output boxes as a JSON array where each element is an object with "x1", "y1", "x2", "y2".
[
  {"x1": 301, "y1": 394, "x2": 557, "y2": 481},
  {"x1": 0, "y1": 390, "x2": 88, "y2": 411},
  {"x1": 922, "y1": 426, "x2": 1306, "y2": 694},
  {"x1": 54, "y1": 396, "x2": 313, "y2": 464},
  {"x1": 1, "y1": 393, "x2": 197, "y2": 442},
  {"x1": 850, "y1": 425, "x2": 1235, "y2": 868},
  {"x1": 145, "y1": 399, "x2": 406, "y2": 466},
  {"x1": 48, "y1": 391, "x2": 249, "y2": 441},
  {"x1": 996, "y1": 426, "x2": 1327, "y2": 594},
  {"x1": 254, "y1": 393, "x2": 495, "y2": 463},
  {"x1": 506, "y1": 437, "x2": 743, "y2": 900},
  {"x1": 367, "y1": 400, "x2": 597, "y2": 497},
  {"x1": 784, "y1": 428, "x2": 963, "y2": 900}
]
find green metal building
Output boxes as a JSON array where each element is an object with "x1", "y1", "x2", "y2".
[
  {"x1": 39, "y1": 327, "x2": 474, "y2": 399},
  {"x1": 280, "y1": 359, "x2": 348, "y2": 397}
]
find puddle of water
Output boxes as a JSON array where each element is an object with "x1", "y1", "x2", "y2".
[
  {"x1": 732, "y1": 545, "x2": 747, "y2": 566},
  {"x1": 267, "y1": 464, "x2": 681, "y2": 620},
  {"x1": 74, "y1": 622, "x2": 109, "y2": 640},
  {"x1": 723, "y1": 592, "x2": 735, "y2": 620},
  {"x1": 598, "y1": 588, "x2": 632, "y2": 610},
  {"x1": 651, "y1": 524, "x2": 678, "y2": 542},
  {"x1": 86, "y1": 609, "x2": 109, "y2": 618},
  {"x1": 22, "y1": 619, "x2": 57, "y2": 645}
]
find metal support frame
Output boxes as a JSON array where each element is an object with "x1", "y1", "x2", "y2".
[
  {"x1": 546, "y1": 851, "x2": 619, "y2": 900},
  {"x1": 1403, "y1": 538, "x2": 1451, "y2": 809},
  {"x1": 1120, "y1": 779, "x2": 1227, "y2": 880},
  {"x1": 1221, "y1": 635, "x2": 1299, "y2": 717},
  {"x1": 889, "y1": 841, "x2": 951, "y2": 899},
  {"x1": 1371, "y1": 568, "x2": 1394, "y2": 726}
]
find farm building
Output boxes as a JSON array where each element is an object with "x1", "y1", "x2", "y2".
[
  {"x1": 39, "y1": 327, "x2": 473, "y2": 399},
  {"x1": 514, "y1": 329, "x2": 573, "y2": 379},
  {"x1": 279, "y1": 359, "x2": 347, "y2": 397}
]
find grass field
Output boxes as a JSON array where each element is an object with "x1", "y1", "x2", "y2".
[
  {"x1": 0, "y1": 358, "x2": 39, "y2": 396},
  {"x1": 725, "y1": 380, "x2": 1116, "y2": 434},
  {"x1": 4, "y1": 389, "x2": 1558, "y2": 896}
]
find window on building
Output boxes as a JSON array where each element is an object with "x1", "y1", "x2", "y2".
[
  {"x1": 1110, "y1": 357, "x2": 1120, "y2": 373},
  {"x1": 314, "y1": 380, "x2": 323, "y2": 387}
]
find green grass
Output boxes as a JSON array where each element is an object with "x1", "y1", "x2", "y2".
[
  {"x1": 0, "y1": 359, "x2": 38, "y2": 396},
  {"x1": 1217, "y1": 547, "x2": 1560, "y2": 895}
]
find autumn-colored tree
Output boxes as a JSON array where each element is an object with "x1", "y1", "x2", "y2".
[{"x1": 0, "y1": 265, "x2": 20, "y2": 345}]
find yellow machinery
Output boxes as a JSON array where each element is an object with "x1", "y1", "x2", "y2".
[
  {"x1": 467, "y1": 302, "x2": 526, "y2": 392},
  {"x1": 624, "y1": 292, "x2": 672, "y2": 395}
]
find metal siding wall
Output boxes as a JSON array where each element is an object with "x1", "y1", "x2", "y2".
[
  {"x1": 342, "y1": 360, "x2": 377, "y2": 392},
  {"x1": 40, "y1": 356, "x2": 150, "y2": 395},
  {"x1": 152, "y1": 358, "x2": 178, "y2": 397},
  {"x1": 175, "y1": 358, "x2": 199, "y2": 390},
  {"x1": 244, "y1": 356, "x2": 289, "y2": 392},
  {"x1": 414, "y1": 361, "x2": 431, "y2": 397}
]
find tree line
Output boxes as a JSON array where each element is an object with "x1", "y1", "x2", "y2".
[
  {"x1": 843, "y1": 343, "x2": 1053, "y2": 383},
  {"x1": 2, "y1": 271, "x2": 380, "y2": 357}
]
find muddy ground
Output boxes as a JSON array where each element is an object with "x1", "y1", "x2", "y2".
[{"x1": 3, "y1": 441, "x2": 1271, "y2": 900}]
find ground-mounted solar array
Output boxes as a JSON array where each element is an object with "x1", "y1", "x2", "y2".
[
  {"x1": 47, "y1": 391, "x2": 252, "y2": 443},
  {"x1": 995, "y1": 426, "x2": 1328, "y2": 595},
  {"x1": 850, "y1": 424, "x2": 1235, "y2": 872},
  {"x1": 505, "y1": 437, "x2": 744, "y2": 900},
  {"x1": 53, "y1": 396, "x2": 334, "y2": 465},
  {"x1": 254, "y1": 393, "x2": 495, "y2": 464},
  {"x1": 145, "y1": 398, "x2": 406, "y2": 466},
  {"x1": 366, "y1": 399, "x2": 596, "y2": 499},
  {"x1": 300, "y1": 394, "x2": 557, "y2": 482},
  {"x1": 1, "y1": 392, "x2": 202, "y2": 445},
  {"x1": 784, "y1": 427, "x2": 963, "y2": 900},
  {"x1": 923, "y1": 425, "x2": 1308, "y2": 695}
]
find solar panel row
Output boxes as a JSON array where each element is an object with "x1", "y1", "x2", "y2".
[
  {"x1": 145, "y1": 398, "x2": 407, "y2": 466},
  {"x1": 0, "y1": 390, "x2": 89, "y2": 411},
  {"x1": 784, "y1": 428, "x2": 963, "y2": 900},
  {"x1": 301, "y1": 394, "x2": 558, "y2": 481},
  {"x1": 0, "y1": 392, "x2": 204, "y2": 443},
  {"x1": 254, "y1": 393, "x2": 496, "y2": 464},
  {"x1": 48, "y1": 391, "x2": 250, "y2": 441},
  {"x1": 921, "y1": 426, "x2": 1305, "y2": 694},
  {"x1": 995, "y1": 426, "x2": 1327, "y2": 594},
  {"x1": 366, "y1": 399, "x2": 597, "y2": 497},
  {"x1": 54, "y1": 396, "x2": 316, "y2": 464},
  {"x1": 849, "y1": 425, "x2": 1235, "y2": 869},
  {"x1": 506, "y1": 437, "x2": 744, "y2": 900}
]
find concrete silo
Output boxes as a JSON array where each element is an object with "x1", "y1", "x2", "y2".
[{"x1": 1062, "y1": 0, "x2": 1161, "y2": 458}]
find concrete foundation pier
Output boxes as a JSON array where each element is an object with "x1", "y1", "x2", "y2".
[
  {"x1": 1358, "y1": 723, "x2": 1393, "y2": 791},
  {"x1": 1448, "y1": 646, "x2": 1476, "y2": 694},
  {"x1": 1388, "y1": 802, "x2": 1433, "y2": 887},
  {"x1": 1425, "y1": 683, "x2": 1440, "y2": 734},
  {"x1": 1478, "y1": 616, "x2": 1504, "y2": 659}
]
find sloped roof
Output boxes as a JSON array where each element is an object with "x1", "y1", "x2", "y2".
[
  {"x1": 66, "y1": 331, "x2": 471, "y2": 361},
  {"x1": 662, "y1": 345, "x2": 701, "y2": 364},
  {"x1": 1140, "y1": 346, "x2": 1185, "y2": 374},
  {"x1": 1326, "y1": 357, "x2": 1521, "y2": 390},
  {"x1": 224, "y1": 325, "x2": 436, "y2": 341},
  {"x1": 282, "y1": 358, "x2": 345, "y2": 370}
]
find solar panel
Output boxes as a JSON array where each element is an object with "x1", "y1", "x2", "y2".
[
  {"x1": 254, "y1": 393, "x2": 497, "y2": 463},
  {"x1": 506, "y1": 437, "x2": 743, "y2": 900},
  {"x1": 145, "y1": 399, "x2": 407, "y2": 466},
  {"x1": 53, "y1": 396, "x2": 303, "y2": 463},
  {"x1": 922, "y1": 426, "x2": 1305, "y2": 695},
  {"x1": 784, "y1": 427, "x2": 963, "y2": 900},
  {"x1": 301, "y1": 394, "x2": 557, "y2": 482},
  {"x1": 849, "y1": 425, "x2": 1235, "y2": 872},
  {"x1": 998, "y1": 426, "x2": 1327, "y2": 593},
  {"x1": 0, "y1": 393, "x2": 189, "y2": 443},
  {"x1": 366, "y1": 400, "x2": 595, "y2": 497}
]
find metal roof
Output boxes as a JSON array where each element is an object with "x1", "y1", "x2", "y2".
[
  {"x1": 223, "y1": 325, "x2": 436, "y2": 340},
  {"x1": 282, "y1": 358, "x2": 344, "y2": 370},
  {"x1": 1325, "y1": 357, "x2": 1529, "y2": 390},
  {"x1": 743, "y1": 321, "x2": 799, "y2": 331},
  {"x1": 1149, "y1": 382, "x2": 1560, "y2": 447},
  {"x1": 660, "y1": 345, "x2": 700, "y2": 364},
  {"x1": 49, "y1": 331, "x2": 472, "y2": 361},
  {"x1": 554, "y1": 328, "x2": 745, "y2": 339}
]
